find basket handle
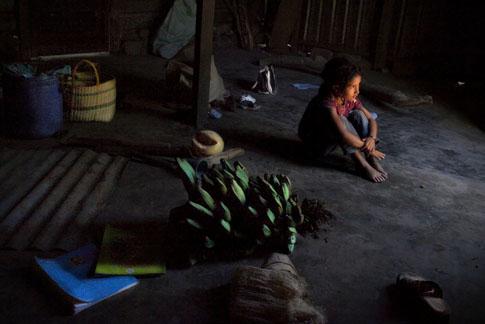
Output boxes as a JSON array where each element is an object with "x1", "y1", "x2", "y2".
[{"x1": 72, "y1": 59, "x2": 100, "y2": 86}]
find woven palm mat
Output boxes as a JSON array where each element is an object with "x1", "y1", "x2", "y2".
[{"x1": 0, "y1": 148, "x2": 128, "y2": 251}]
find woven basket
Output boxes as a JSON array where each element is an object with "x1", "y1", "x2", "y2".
[{"x1": 64, "y1": 60, "x2": 116, "y2": 122}]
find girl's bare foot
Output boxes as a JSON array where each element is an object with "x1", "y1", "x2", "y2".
[
  {"x1": 367, "y1": 155, "x2": 388, "y2": 178},
  {"x1": 352, "y1": 151, "x2": 387, "y2": 183},
  {"x1": 360, "y1": 164, "x2": 387, "y2": 183}
]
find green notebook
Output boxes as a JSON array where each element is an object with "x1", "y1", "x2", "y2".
[{"x1": 95, "y1": 224, "x2": 166, "y2": 276}]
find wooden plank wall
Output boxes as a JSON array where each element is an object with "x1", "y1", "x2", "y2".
[
  {"x1": 300, "y1": 0, "x2": 378, "y2": 57},
  {"x1": 109, "y1": 0, "x2": 165, "y2": 55},
  {"x1": 386, "y1": 0, "x2": 482, "y2": 77},
  {"x1": 298, "y1": 0, "x2": 484, "y2": 77},
  {"x1": 0, "y1": 0, "x2": 19, "y2": 60},
  {"x1": 387, "y1": 0, "x2": 443, "y2": 75}
]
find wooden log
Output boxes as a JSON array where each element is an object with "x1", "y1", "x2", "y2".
[
  {"x1": 361, "y1": 82, "x2": 433, "y2": 107},
  {"x1": 61, "y1": 136, "x2": 190, "y2": 157},
  {"x1": 56, "y1": 156, "x2": 128, "y2": 251},
  {"x1": 0, "y1": 150, "x2": 81, "y2": 246},
  {"x1": 128, "y1": 147, "x2": 245, "y2": 174},
  {"x1": 196, "y1": 147, "x2": 245, "y2": 168},
  {"x1": 0, "y1": 150, "x2": 65, "y2": 221},
  {"x1": 61, "y1": 136, "x2": 245, "y2": 168},
  {"x1": 0, "y1": 149, "x2": 37, "y2": 184},
  {"x1": 7, "y1": 151, "x2": 111, "y2": 250},
  {"x1": 0, "y1": 149, "x2": 51, "y2": 199}
]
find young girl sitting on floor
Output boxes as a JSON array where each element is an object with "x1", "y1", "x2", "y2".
[{"x1": 298, "y1": 57, "x2": 388, "y2": 183}]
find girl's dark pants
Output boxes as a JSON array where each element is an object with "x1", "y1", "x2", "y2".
[{"x1": 302, "y1": 109, "x2": 371, "y2": 158}]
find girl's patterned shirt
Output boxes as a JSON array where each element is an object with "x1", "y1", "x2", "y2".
[{"x1": 322, "y1": 97, "x2": 363, "y2": 117}]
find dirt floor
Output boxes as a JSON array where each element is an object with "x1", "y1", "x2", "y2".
[{"x1": 1, "y1": 47, "x2": 485, "y2": 323}]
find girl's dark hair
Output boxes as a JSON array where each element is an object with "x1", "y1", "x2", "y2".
[{"x1": 318, "y1": 57, "x2": 361, "y2": 97}]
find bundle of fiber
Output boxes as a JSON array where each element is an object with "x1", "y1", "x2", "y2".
[{"x1": 230, "y1": 253, "x2": 326, "y2": 324}]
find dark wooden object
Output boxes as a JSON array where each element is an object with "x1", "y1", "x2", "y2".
[
  {"x1": 192, "y1": 0, "x2": 216, "y2": 128},
  {"x1": 60, "y1": 136, "x2": 245, "y2": 168}
]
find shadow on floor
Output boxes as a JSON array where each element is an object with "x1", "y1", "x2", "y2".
[
  {"x1": 236, "y1": 79, "x2": 258, "y2": 92},
  {"x1": 222, "y1": 130, "x2": 357, "y2": 175},
  {"x1": 185, "y1": 285, "x2": 231, "y2": 324},
  {"x1": 430, "y1": 80, "x2": 485, "y2": 132}
]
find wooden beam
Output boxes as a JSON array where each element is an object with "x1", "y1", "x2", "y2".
[
  {"x1": 192, "y1": 0, "x2": 215, "y2": 128},
  {"x1": 373, "y1": 0, "x2": 394, "y2": 70}
]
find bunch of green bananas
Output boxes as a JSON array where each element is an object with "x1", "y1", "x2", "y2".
[{"x1": 173, "y1": 158, "x2": 304, "y2": 255}]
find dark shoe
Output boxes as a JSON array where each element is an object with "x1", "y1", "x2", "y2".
[{"x1": 396, "y1": 273, "x2": 451, "y2": 323}]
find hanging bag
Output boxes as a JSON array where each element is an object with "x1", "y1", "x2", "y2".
[
  {"x1": 65, "y1": 60, "x2": 116, "y2": 122},
  {"x1": 251, "y1": 64, "x2": 277, "y2": 95}
]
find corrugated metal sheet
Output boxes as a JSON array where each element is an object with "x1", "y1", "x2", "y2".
[{"x1": 0, "y1": 148, "x2": 127, "y2": 251}]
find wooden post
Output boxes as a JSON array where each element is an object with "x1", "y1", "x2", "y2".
[
  {"x1": 373, "y1": 0, "x2": 394, "y2": 70},
  {"x1": 192, "y1": 0, "x2": 215, "y2": 128}
]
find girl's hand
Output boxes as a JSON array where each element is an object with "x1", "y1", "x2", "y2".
[
  {"x1": 369, "y1": 149, "x2": 385, "y2": 160},
  {"x1": 361, "y1": 137, "x2": 376, "y2": 153}
]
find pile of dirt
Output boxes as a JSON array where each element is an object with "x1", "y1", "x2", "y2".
[{"x1": 298, "y1": 199, "x2": 334, "y2": 239}]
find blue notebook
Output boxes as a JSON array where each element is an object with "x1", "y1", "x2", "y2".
[{"x1": 34, "y1": 244, "x2": 138, "y2": 314}]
